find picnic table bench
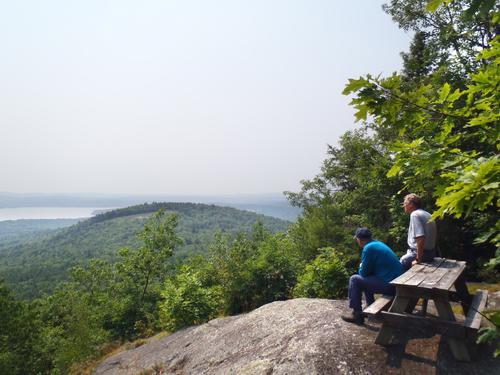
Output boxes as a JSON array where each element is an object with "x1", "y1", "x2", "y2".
[{"x1": 363, "y1": 258, "x2": 489, "y2": 362}]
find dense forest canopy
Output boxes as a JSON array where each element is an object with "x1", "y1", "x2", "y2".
[
  {"x1": 0, "y1": 202, "x2": 290, "y2": 299},
  {"x1": 0, "y1": 1, "x2": 498, "y2": 373}
]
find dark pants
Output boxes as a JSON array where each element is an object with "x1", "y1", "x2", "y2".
[
  {"x1": 400, "y1": 249, "x2": 436, "y2": 271},
  {"x1": 348, "y1": 274, "x2": 396, "y2": 312}
]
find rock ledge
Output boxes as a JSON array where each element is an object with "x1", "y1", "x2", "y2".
[{"x1": 95, "y1": 298, "x2": 499, "y2": 374}]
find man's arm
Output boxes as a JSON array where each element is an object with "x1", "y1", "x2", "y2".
[
  {"x1": 415, "y1": 236, "x2": 425, "y2": 263},
  {"x1": 359, "y1": 248, "x2": 374, "y2": 277}
]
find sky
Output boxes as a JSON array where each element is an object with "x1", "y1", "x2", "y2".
[{"x1": 0, "y1": 0, "x2": 411, "y2": 196}]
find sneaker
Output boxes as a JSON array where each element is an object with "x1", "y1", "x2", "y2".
[{"x1": 341, "y1": 311, "x2": 365, "y2": 325}]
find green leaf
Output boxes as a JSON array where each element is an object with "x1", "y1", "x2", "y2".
[
  {"x1": 439, "y1": 83, "x2": 451, "y2": 103},
  {"x1": 447, "y1": 88, "x2": 462, "y2": 103},
  {"x1": 482, "y1": 182, "x2": 500, "y2": 190},
  {"x1": 387, "y1": 164, "x2": 402, "y2": 178},
  {"x1": 426, "y1": 0, "x2": 444, "y2": 12},
  {"x1": 468, "y1": 113, "x2": 500, "y2": 126},
  {"x1": 343, "y1": 78, "x2": 368, "y2": 95},
  {"x1": 477, "y1": 327, "x2": 498, "y2": 344},
  {"x1": 354, "y1": 105, "x2": 369, "y2": 122},
  {"x1": 464, "y1": 0, "x2": 484, "y2": 18}
]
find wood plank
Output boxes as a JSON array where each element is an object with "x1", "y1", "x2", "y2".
[
  {"x1": 380, "y1": 311, "x2": 470, "y2": 339},
  {"x1": 434, "y1": 261, "x2": 466, "y2": 291},
  {"x1": 419, "y1": 267, "x2": 449, "y2": 289},
  {"x1": 391, "y1": 264, "x2": 426, "y2": 285},
  {"x1": 403, "y1": 264, "x2": 441, "y2": 287},
  {"x1": 464, "y1": 290, "x2": 489, "y2": 329},
  {"x1": 394, "y1": 286, "x2": 448, "y2": 300},
  {"x1": 395, "y1": 258, "x2": 447, "y2": 288},
  {"x1": 363, "y1": 295, "x2": 393, "y2": 316}
]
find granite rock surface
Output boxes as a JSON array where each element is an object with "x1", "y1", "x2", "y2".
[{"x1": 94, "y1": 298, "x2": 499, "y2": 374}]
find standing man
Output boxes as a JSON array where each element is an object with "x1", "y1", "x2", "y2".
[
  {"x1": 341, "y1": 228, "x2": 404, "y2": 325},
  {"x1": 400, "y1": 193, "x2": 437, "y2": 270}
]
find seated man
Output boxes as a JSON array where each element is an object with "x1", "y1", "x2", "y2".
[
  {"x1": 341, "y1": 227, "x2": 404, "y2": 325},
  {"x1": 400, "y1": 193, "x2": 437, "y2": 270}
]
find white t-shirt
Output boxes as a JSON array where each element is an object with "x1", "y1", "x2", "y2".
[{"x1": 408, "y1": 209, "x2": 437, "y2": 251}]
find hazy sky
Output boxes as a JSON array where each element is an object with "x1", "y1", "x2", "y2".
[{"x1": 1, "y1": 0, "x2": 410, "y2": 195}]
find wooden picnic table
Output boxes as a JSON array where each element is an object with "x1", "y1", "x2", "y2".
[{"x1": 367, "y1": 258, "x2": 488, "y2": 362}]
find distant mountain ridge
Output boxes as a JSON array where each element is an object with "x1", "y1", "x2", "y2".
[
  {"x1": 0, "y1": 192, "x2": 302, "y2": 221},
  {"x1": 0, "y1": 202, "x2": 291, "y2": 299}
]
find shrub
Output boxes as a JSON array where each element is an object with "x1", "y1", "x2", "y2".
[
  {"x1": 293, "y1": 247, "x2": 349, "y2": 299},
  {"x1": 159, "y1": 266, "x2": 223, "y2": 331}
]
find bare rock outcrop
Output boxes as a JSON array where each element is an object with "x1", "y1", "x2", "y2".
[{"x1": 94, "y1": 298, "x2": 499, "y2": 374}]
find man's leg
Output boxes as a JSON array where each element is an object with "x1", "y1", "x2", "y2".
[
  {"x1": 361, "y1": 276, "x2": 396, "y2": 306},
  {"x1": 342, "y1": 274, "x2": 366, "y2": 324},
  {"x1": 348, "y1": 274, "x2": 364, "y2": 312},
  {"x1": 343, "y1": 275, "x2": 395, "y2": 324},
  {"x1": 400, "y1": 249, "x2": 416, "y2": 271},
  {"x1": 422, "y1": 249, "x2": 436, "y2": 263}
]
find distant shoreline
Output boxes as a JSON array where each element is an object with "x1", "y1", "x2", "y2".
[{"x1": 0, "y1": 207, "x2": 116, "y2": 221}]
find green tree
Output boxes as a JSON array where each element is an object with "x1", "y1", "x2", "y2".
[
  {"x1": 0, "y1": 280, "x2": 43, "y2": 374},
  {"x1": 343, "y1": 0, "x2": 499, "y2": 355},
  {"x1": 343, "y1": 11, "x2": 499, "y2": 250},
  {"x1": 33, "y1": 285, "x2": 109, "y2": 374},
  {"x1": 112, "y1": 210, "x2": 182, "y2": 337},
  {"x1": 248, "y1": 233, "x2": 302, "y2": 306},
  {"x1": 293, "y1": 248, "x2": 350, "y2": 299},
  {"x1": 207, "y1": 231, "x2": 257, "y2": 314},
  {"x1": 383, "y1": 0, "x2": 498, "y2": 76},
  {"x1": 204, "y1": 223, "x2": 302, "y2": 314},
  {"x1": 286, "y1": 129, "x2": 405, "y2": 259},
  {"x1": 116, "y1": 210, "x2": 182, "y2": 304},
  {"x1": 159, "y1": 265, "x2": 223, "y2": 331}
]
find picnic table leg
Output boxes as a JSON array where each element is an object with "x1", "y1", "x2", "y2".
[
  {"x1": 454, "y1": 275, "x2": 472, "y2": 315},
  {"x1": 375, "y1": 296, "x2": 410, "y2": 345},
  {"x1": 433, "y1": 298, "x2": 471, "y2": 361},
  {"x1": 405, "y1": 297, "x2": 419, "y2": 313},
  {"x1": 421, "y1": 299, "x2": 428, "y2": 316}
]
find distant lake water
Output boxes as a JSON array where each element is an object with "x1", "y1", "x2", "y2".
[{"x1": 0, "y1": 207, "x2": 115, "y2": 221}]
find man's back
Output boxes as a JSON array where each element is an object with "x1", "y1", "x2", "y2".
[
  {"x1": 408, "y1": 209, "x2": 437, "y2": 251},
  {"x1": 359, "y1": 241, "x2": 404, "y2": 283}
]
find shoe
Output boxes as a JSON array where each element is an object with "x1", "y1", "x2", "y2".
[{"x1": 341, "y1": 311, "x2": 365, "y2": 325}]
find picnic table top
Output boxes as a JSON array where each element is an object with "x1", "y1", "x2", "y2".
[{"x1": 390, "y1": 258, "x2": 466, "y2": 292}]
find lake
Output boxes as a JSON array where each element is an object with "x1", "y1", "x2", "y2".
[{"x1": 0, "y1": 207, "x2": 115, "y2": 221}]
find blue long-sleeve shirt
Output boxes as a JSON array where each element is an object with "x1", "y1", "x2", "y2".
[{"x1": 358, "y1": 240, "x2": 404, "y2": 283}]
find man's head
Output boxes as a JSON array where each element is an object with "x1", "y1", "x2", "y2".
[
  {"x1": 403, "y1": 193, "x2": 422, "y2": 214},
  {"x1": 354, "y1": 227, "x2": 372, "y2": 247}
]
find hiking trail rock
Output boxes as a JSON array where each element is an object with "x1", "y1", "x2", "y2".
[{"x1": 94, "y1": 298, "x2": 499, "y2": 374}]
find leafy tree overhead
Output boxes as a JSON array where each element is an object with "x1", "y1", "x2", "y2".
[
  {"x1": 342, "y1": 0, "x2": 499, "y2": 355},
  {"x1": 343, "y1": 0, "x2": 499, "y2": 249},
  {"x1": 284, "y1": 0, "x2": 498, "y2": 279},
  {"x1": 383, "y1": 0, "x2": 498, "y2": 77}
]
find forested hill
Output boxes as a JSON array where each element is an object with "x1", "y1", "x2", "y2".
[{"x1": 0, "y1": 202, "x2": 290, "y2": 299}]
